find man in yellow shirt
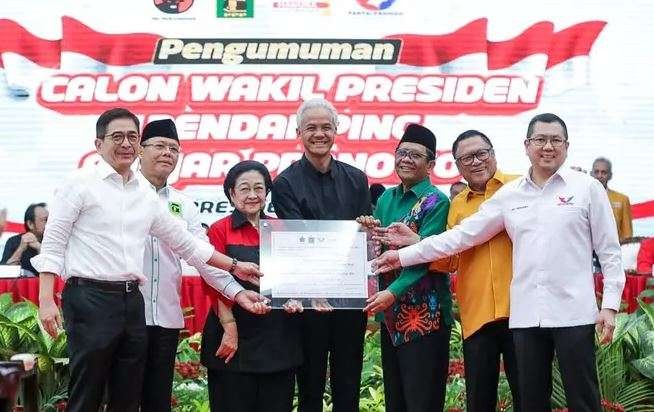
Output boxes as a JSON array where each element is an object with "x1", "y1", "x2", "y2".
[
  {"x1": 379, "y1": 130, "x2": 521, "y2": 411},
  {"x1": 591, "y1": 157, "x2": 632, "y2": 242}
]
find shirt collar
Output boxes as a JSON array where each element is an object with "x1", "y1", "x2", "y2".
[
  {"x1": 96, "y1": 157, "x2": 136, "y2": 183},
  {"x1": 522, "y1": 165, "x2": 570, "y2": 188},
  {"x1": 231, "y1": 209, "x2": 268, "y2": 229},
  {"x1": 300, "y1": 154, "x2": 336, "y2": 178},
  {"x1": 137, "y1": 171, "x2": 169, "y2": 197},
  {"x1": 463, "y1": 169, "x2": 509, "y2": 200},
  {"x1": 393, "y1": 177, "x2": 432, "y2": 199}
]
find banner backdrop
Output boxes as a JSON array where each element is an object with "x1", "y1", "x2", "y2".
[{"x1": 1, "y1": 0, "x2": 653, "y2": 240}]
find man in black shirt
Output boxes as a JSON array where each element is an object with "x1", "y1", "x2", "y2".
[
  {"x1": 1, "y1": 203, "x2": 48, "y2": 275},
  {"x1": 272, "y1": 98, "x2": 371, "y2": 412}
]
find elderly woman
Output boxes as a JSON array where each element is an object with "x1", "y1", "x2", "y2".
[{"x1": 200, "y1": 160, "x2": 302, "y2": 412}]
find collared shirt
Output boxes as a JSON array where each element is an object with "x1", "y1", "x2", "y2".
[
  {"x1": 31, "y1": 158, "x2": 213, "y2": 281},
  {"x1": 272, "y1": 155, "x2": 371, "y2": 220},
  {"x1": 446, "y1": 170, "x2": 519, "y2": 339},
  {"x1": 200, "y1": 211, "x2": 302, "y2": 373},
  {"x1": 399, "y1": 167, "x2": 625, "y2": 329},
  {"x1": 373, "y1": 178, "x2": 452, "y2": 345},
  {"x1": 607, "y1": 189, "x2": 632, "y2": 242},
  {"x1": 139, "y1": 173, "x2": 243, "y2": 329}
]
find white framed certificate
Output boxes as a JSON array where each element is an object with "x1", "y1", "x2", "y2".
[{"x1": 259, "y1": 220, "x2": 378, "y2": 309}]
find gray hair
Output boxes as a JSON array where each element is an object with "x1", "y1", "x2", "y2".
[
  {"x1": 296, "y1": 98, "x2": 339, "y2": 129},
  {"x1": 593, "y1": 157, "x2": 613, "y2": 173}
]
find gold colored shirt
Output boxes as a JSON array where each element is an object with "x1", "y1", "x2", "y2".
[
  {"x1": 446, "y1": 170, "x2": 518, "y2": 339},
  {"x1": 607, "y1": 189, "x2": 632, "y2": 242}
]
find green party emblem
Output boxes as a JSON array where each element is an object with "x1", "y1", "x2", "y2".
[{"x1": 169, "y1": 202, "x2": 182, "y2": 216}]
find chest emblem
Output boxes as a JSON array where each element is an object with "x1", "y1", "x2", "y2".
[
  {"x1": 169, "y1": 201, "x2": 182, "y2": 216},
  {"x1": 557, "y1": 196, "x2": 575, "y2": 206}
]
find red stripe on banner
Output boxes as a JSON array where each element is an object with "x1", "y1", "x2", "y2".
[
  {"x1": 487, "y1": 22, "x2": 554, "y2": 69},
  {"x1": 62, "y1": 17, "x2": 161, "y2": 66},
  {"x1": 388, "y1": 19, "x2": 605, "y2": 70},
  {"x1": 633, "y1": 200, "x2": 654, "y2": 219},
  {"x1": 546, "y1": 21, "x2": 606, "y2": 68},
  {"x1": 0, "y1": 19, "x2": 60, "y2": 68},
  {"x1": 388, "y1": 18, "x2": 488, "y2": 67},
  {"x1": 3, "y1": 221, "x2": 24, "y2": 234}
]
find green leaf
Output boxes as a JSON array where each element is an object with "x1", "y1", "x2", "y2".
[
  {"x1": 0, "y1": 293, "x2": 13, "y2": 313},
  {"x1": 637, "y1": 298, "x2": 654, "y2": 329},
  {"x1": 632, "y1": 354, "x2": 654, "y2": 380}
]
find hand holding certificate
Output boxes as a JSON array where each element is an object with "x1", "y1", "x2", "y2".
[{"x1": 259, "y1": 220, "x2": 378, "y2": 309}]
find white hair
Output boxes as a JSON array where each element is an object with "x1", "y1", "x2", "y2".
[{"x1": 295, "y1": 98, "x2": 339, "y2": 129}]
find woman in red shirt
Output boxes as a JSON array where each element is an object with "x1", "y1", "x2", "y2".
[{"x1": 200, "y1": 161, "x2": 302, "y2": 412}]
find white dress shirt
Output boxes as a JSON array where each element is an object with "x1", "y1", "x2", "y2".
[
  {"x1": 32, "y1": 159, "x2": 214, "y2": 282},
  {"x1": 139, "y1": 173, "x2": 243, "y2": 329},
  {"x1": 399, "y1": 167, "x2": 625, "y2": 329}
]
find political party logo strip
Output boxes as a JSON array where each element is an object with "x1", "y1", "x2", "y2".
[
  {"x1": 154, "y1": 0, "x2": 194, "y2": 14},
  {"x1": 217, "y1": 0, "x2": 254, "y2": 18}
]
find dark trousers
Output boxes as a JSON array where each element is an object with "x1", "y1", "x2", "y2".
[
  {"x1": 141, "y1": 326, "x2": 180, "y2": 412},
  {"x1": 513, "y1": 324, "x2": 601, "y2": 412},
  {"x1": 207, "y1": 368, "x2": 295, "y2": 412},
  {"x1": 463, "y1": 319, "x2": 521, "y2": 412},
  {"x1": 61, "y1": 281, "x2": 147, "y2": 412},
  {"x1": 297, "y1": 310, "x2": 367, "y2": 412},
  {"x1": 380, "y1": 324, "x2": 451, "y2": 412}
]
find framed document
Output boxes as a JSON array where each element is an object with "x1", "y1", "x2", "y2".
[{"x1": 259, "y1": 219, "x2": 378, "y2": 309}]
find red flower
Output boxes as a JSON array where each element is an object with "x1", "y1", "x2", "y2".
[
  {"x1": 171, "y1": 395, "x2": 178, "y2": 407},
  {"x1": 55, "y1": 401, "x2": 67, "y2": 412},
  {"x1": 175, "y1": 361, "x2": 202, "y2": 380},
  {"x1": 448, "y1": 358, "x2": 465, "y2": 379},
  {"x1": 601, "y1": 399, "x2": 625, "y2": 412},
  {"x1": 189, "y1": 341, "x2": 200, "y2": 352}
]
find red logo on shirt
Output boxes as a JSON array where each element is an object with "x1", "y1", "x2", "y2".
[{"x1": 557, "y1": 196, "x2": 574, "y2": 205}]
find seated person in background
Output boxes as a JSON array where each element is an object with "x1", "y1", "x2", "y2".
[
  {"x1": 449, "y1": 181, "x2": 467, "y2": 200},
  {"x1": 201, "y1": 160, "x2": 302, "y2": 412},
  {"x1": 1, "y1": 203, "x2": 48, "y2": 275},
  {"x1": 636, "y1": 237, "x2": 654, "y2": 275}
]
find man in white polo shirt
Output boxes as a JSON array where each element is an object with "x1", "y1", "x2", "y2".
[{"x1": 374, "y1": 113, "x2": 625, "y2": 411}]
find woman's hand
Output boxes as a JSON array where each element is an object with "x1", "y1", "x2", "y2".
[{"x1": 216, "y1": 322, "x2": 238, "y2": 363}]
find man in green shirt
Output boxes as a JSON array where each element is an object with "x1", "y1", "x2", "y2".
[{"x1": 359, "y1": 123, "x2": 452, "y2": 412}]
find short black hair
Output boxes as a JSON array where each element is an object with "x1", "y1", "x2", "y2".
[
  {"x1": 526, "y1": 113, "x2": 568, "y2": 140},
  {"x1": 451, "y1": 130, "x2": 493, "y2": 157},
  {"x1": 223, "y1": 160, "x2": 273, "y2": 205},
  {"x1": 592, "y1": 157, "x2": 612, "y2": 173},
  {"x1": 96, "y1": 108, "x2": 140, "y2": 140},
  {"x1": 24, "y1": 202, "x2": 47, "y2": 232}
]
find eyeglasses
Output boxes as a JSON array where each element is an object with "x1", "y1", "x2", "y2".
[
  {"x1": 455, "y1": 148, "x2": 493, "y2": 166},
  {"x1": 395, "y1": 149, "x2": 433, "y2": 161},
  {"x1": 142, "y1": 143, "x2": 180, "y2": 155},
  {"x1": 526, "y1": 136, "x2": 567, "y2": 147},
  {"x1": 104, "y1": 131, "x2": 140, "y2": 145}
]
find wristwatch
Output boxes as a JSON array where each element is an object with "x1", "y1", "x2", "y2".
[{"x1": 228, "y1": 257, "x2": 238, "y2": 274}]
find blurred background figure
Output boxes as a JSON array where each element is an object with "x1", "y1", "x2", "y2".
[
  {"x1": 1, "y1": 203, "x2": 48, "y2": 276},
  {"x1": 591, "y1": 157, "x2": 632, "y2": 242},
  {"x1": 449, "y1": 181, "x2": 467, "y2": 200}
]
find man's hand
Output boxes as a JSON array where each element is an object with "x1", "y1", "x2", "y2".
[
  {"x1": 363, "y1": 290, "x2": 396, "y2": 315},
  {"x1": 282, "y1": 299, "x2": 304, "y2": 313},
  {"x1": 372, "y1": 250, "x2": 401, "y2": 274},
  {"x1": 234, "y1": 290, "x2": 271, "y2": 315},
  {"x1": 375, "y1": 222, "x2": 420, "y2": 248},
  {"x1": 20, "y1": 232, "x2": 38, "y2": 249},
  {"x1": 596, "y1": 308, "x2": 617, "y2": 344},
  {"x1": 216, "y1": 322, "x2": 238, "y2": 363},
  {"x1": 39, "y1": 297, "x2": 62, "y2": 338},
  {"x1": 233, "y1": 261, "x2": 263, "y2": 285},
  {"x1": 356, "y1": 215, "x2": 381, "y2": 230}
]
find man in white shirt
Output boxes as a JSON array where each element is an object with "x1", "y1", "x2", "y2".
[
  {"x1": 136, "y1": 119, "x2": 243, "y2": 411},
  {"x1": 32, "y1": 108, "x2": 270, "y2": 412},
  {"x1": 374, "y1": 113, "x2": 625, "y2": 411}
]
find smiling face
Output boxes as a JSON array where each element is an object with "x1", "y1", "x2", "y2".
[
  {"x1": 525, "y1": 121, "x2": 568, "y2": 176},
  {"x1": 454, "y1": 135, "x2": 496, "y2": 191},
  {"x1": 229, "y1": 170, "x2": 267, "y2": 217},
  {"x1": 297, "y1": 108, "x2": 336, "y2": 159},
  {"x1": 394, "y1": 142, "x2": 434, "y2": 188},
  {"x1": 95, "y1": 117, "x2": 140, "y2": 173},
  {"x1": 140, "y1": 136, "x2": 180, "y2": 181}
]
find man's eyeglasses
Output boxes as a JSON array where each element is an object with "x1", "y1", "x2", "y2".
[
  {"x1": 142, "y1": 143, "x2": 180, "y2": 155},
  {"x1": 104, "y1": 131, "x2": 140, "y2": 145},
  {"x1": 395, "y1": 149, "x2": 433, "y2": 161},
  {"x1": 455, "y1": 148, "x2": 493, "y2": 166},
  {"x1": 526, "y1": 136, "x2": 567, "y2": 147}
]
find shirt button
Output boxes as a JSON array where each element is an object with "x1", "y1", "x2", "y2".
[{"x1": 154, "y1": 258, "x2": 158, "y2": 262}]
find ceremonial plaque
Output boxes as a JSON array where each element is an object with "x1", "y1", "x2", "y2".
[{"x1": 259, "y1": 220, "x2": 378, "y2": 309}]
